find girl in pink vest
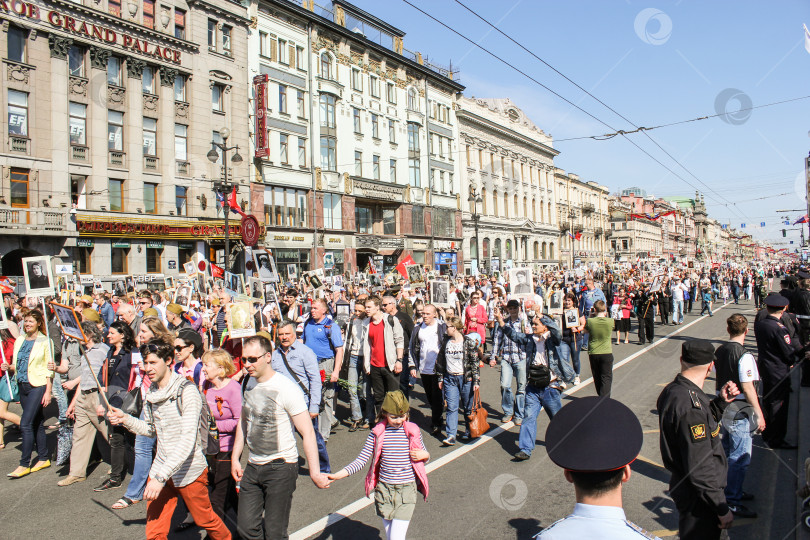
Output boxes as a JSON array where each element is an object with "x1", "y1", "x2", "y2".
[{"x1": 327, "y1": 390, "x2": 429, "y2": 540}]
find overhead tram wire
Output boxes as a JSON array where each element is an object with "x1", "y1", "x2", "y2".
[{"x1": 450, "y1": 0, "x2": 751, "y2": 223}]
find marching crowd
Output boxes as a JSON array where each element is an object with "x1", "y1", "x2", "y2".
[{"x1": 0, "y1": 259, "x2": 795, "y2": 539}]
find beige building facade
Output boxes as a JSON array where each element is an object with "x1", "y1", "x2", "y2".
[{"x1": 555, "y1": 168, "x2": 610, "y2": 267}]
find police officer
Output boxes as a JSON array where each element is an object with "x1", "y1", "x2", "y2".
[
  {"x1": 634, "y1": 284, "x2": 657, "y2": 345},
  {"x1": 657, "y1": 340, "x2": 740, "y2": 540},
  {"x1": 789, "y1": 271, "x2": 810, "y2": 386},
  {"x1": 537, "y1": 396, "x2": 659, "y2": 539},
  {"x1": 754, "y1": 294, "x2": 799, "y2": 449}
]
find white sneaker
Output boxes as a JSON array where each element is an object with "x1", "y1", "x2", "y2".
[{"x1": 573, "y1": 376, "x2": 581, "y2": 386}]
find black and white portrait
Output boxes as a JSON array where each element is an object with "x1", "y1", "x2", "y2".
[
  {"x1": 548, "y1": 290, "x2": 564, "y2": 315},
  {"x1": 22, "y1": 256, "x2": 54, "y2": 297},
  {"x1": 564, "y1": 308, "x2": 580, "y2": 329},
  {"x1": 125, "y1": 275, "x2": 136, "y2": 293},
  {"x1": 174, "y1": 284, "x2": 192, "y2": 309},
  {"x1": 113, "y1": 279, "x2": 127, "y2": 297},
  {"x1": 50, "y1": 302, "x2": 86, "y2": 343},
  {"x1": 224, "y1": 272, "x2": 244, "y2": 296},
  {"x1": 183, "y1": 261, "x2": 195, "y2": 275},
  {"x1": 287, "y1": 264, "x2": 297, "y2": 279},
  {"x1": 306, "y1": 272, "x2": 324, "y2": 290},
  {"x1": 264, "y1": 283, "x2": 278, "y2": 305},
  {"x1": 163, "y1": 276, "x2": 175, "y2": 290},
  {"x1": 254, "y1": 250, "x2": 277, "y2": 283},
  {"x1": 406, "y1": 264, "x2": 424, "y2": 285},
  {"x1": 429, "y1": 280, "x2": 451, "y2": 307},
  {"x1": 509, "y1": 268, "x2": 533, "y2": 298},
  {"x1": 248, "y1": 277, "x2": 264, "y2": 302}
]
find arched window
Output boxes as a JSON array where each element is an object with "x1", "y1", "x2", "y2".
[
  {"x1": 494, "y1": 238, "x2": 502, "y2": 260},
  {"x1": 492, "y1": 189, "x2": 498, "y2": 217},
  {"x1": 505, "y1": 239, "x2": 512, "y2": 260},
  {"x1": 547, "y1": 202, "x2": 552, "y2": 224},
  {"x1": 542, "y1": 241, "x2": 547, "y2": 259},
  {"x1": 533, "y1": 241, "x2": 539, "y2": 260},
  {"x1": 532, "y1": 198, "x2": 537, "y2": 222},
  {"x1": 549, "y1": 242, "x2": 555, "y2": 259},
  {"x1": 539, "y1": 200, "x2": 544, "y2": 222},
  {"x1": 482, "y1": 238, "x2": 489, "y2": 259},
  {"x1": 504, "y1": 192, "x2": 509, "y2": 218},
  {"x1": 514, "y1": 194, "x2": 519, "y2": 216},
  {"x1": 522, "y1": 196, "x2": 527, "y2": 218},
  {"x1": 470, "y1": 238, "x2": 478, "y2": 260},
  {"x1": 320, "y1": 52, "x2": 332, "y2": 79},
  {"x1": 407, "y1": 88, "x2": 418, "y2": 111},
  {"x1": 481, "y1": 187, "x2": 488, "y2": 215}
]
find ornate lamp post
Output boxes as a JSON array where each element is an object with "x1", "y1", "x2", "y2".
[
  {"x1": 468, "y1": 187, "x2": 483, "y2": 272},
  {"x1": 207, "y1": 127, "x2": 243, "y2": 270}
]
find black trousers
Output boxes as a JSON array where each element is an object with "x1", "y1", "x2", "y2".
[
  {"x1": 420, "y1": 373, "x2": 444, "y2": 428},
  {"x1": 109, "y1": 425, "x2": 134, "y2": 483},
  {"x1": 762, "y1": 377, "x2": 791, "y2": 446},
  {"x1": 207, "y1": 450, "x2": 237, "y2": 520},
  {"x1": 660, "y1": 301, "x2": 670, "y2": 324},
  {"x1": 369, "y1": 365, "x2": 400, "y2": 414},
  {"x1": 637, "y1": 316, "x2": 654, "y2": 344},
  {"x1": 588, "y1": 353, "x2": 614, "y2": 398},
  {"x1": 675, "y1": 496, "x2": 723, "y2": 540},
  {"x1": 237, "y1": 461, "x2": 297, "y2": 540}
]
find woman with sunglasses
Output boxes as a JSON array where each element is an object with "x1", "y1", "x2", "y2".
[
  {"x1": 174, "y1": 328, "x2": 205, "y2": 389},
  {"x1": 94, "y1": 321, "x2": 136, "y2": 492},
  {"x1": 113, "y1": 317, "x2": 173, "y2": 510}
]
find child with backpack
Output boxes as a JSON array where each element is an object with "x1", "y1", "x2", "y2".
[{"x1": 327, "y1": 391, "x2": 429, "y2": 540}]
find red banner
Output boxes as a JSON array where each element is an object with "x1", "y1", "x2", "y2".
[{"x1": 253, "y1": 75, "x2": 269, "y2": 158}]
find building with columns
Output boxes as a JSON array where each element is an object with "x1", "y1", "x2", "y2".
[
  {"x1": 0, "y1": 0, "x2": 250, "y2": 283},
  {"x1": 249, "y1": 0, "x2": 464, "y2": 279},
  {"x1": 555, "y1": 168, "x2": 610, "y2": 267},
  {"x1": 457, "y1": 97, "x2": 559, "y2": 274}
]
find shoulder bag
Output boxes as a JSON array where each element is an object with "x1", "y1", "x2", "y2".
[{"x1": 466, "y1": 387, "x2": 489, "y2": 438}]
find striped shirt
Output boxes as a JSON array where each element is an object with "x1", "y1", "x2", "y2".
[{"x1": 344, "y1": 426, "x2": 425, "y2": 484}]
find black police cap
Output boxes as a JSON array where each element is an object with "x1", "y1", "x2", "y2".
[
  {"x1": 764, "y1": 294, "x2": 789, "y2": 308},
  {"x1": 545, "y1": 396, "x2": 642, "y2": 472},
  {"x1": 682, "y1": 340, "x2": 715, "y2": 366},
  {"x1": 797, "y1": 271, "x2": 810, "y2": 280}
]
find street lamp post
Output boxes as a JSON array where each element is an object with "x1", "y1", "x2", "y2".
[
  {"x1": 208, "y1": 127, "x2": 243, "y2": 271},
  {"x1": 468, "y1": 187, "x2": 483, "y2": 274},
  {"x1": 568, "y1": 209, "x2": 576, "y2": 269}
]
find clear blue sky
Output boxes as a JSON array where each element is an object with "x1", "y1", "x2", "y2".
[{"x1": 352, "y1": 0, "x2": 810, "y2": 246}]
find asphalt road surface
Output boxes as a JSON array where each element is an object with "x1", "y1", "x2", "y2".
[{"x1": 0, "y1": 296, "x2": 800, "y2": 539}]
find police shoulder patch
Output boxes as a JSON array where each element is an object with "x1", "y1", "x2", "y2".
[
  {"x1": 784, "y1": 334, "x2": 791, "y2": 345},
  {"x1": 690, "y1": 423, "x2": 707, "y2": 441}
]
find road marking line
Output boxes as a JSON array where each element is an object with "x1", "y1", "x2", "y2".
[
  {"x1": 643, "y1": 429, "x2": 660, "y2": 433},
  {"x1": 636, "y1": 454, "x2": 665, "y2": 469},
  {"x1": 290, "y1": 308, "x2": 725, "y2": 540}
]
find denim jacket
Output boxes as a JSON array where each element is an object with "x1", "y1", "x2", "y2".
[{"x1": 501, "y1": 315, "x2": 574, "y2": 384}]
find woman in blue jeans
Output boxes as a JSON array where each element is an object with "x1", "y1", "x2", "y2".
[
  {"x1": 112, "y1": 316, "x2": 174, "y2": 510},
  {"x1": 559, "y1": 293, "x2": 585, "y2": 386},
  {"x1": 436, "y1": 318, "x2": 480, "y2": 446}
]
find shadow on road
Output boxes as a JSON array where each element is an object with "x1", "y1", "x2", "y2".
[{"x1": 508, "y1": 517, "x2": 543, "y2": 539}]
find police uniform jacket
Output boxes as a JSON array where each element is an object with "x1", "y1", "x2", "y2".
[
  {"x1": 633, "y1": 291, "x2": 656, "y2": 319},
  {"x1": 657, "y1": 374, "x2": 729, "y2": 516},
  {"x1": 754, "y1": 314, "x2": 798, "y2": 388}
]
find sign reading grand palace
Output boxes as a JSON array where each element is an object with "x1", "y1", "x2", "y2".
[
  {"x1": 75, "y1": 216, "x2": 262, "y2": 241},
  {"x1": 1, "y1": 0, "x2": 183, "y2": 63}
]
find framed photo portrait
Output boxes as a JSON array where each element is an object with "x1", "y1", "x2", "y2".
[
  {"x1": 548, "y1": 290, "x2": 564, "y2": 315},
  {"x1": 248, "y1": 277, "x2": 265, "y2": 302},
  {"x1": 227, "y1": 301, "x2": 256, "y2": 339},
  {"x1": 406, "y1": 264, "x2": 425, "y2": 286},
  {"x1": 429, "y1": 280, "x2": 451, "y2": 307},
  {"x1": 509, "y1": 268, "x2": 533, "y2": 299},
  {"x1": 174, "y1": 284, "x2": 192, "y2": 310},
  {"x1": 183, "y1": 261, "x2": 195, "y2": 275},
  {"x1": 22, "y1": 256, "x2": 54, "y2": 297},
  {"x1": 287, "y1": 264, "x2": 297, "y2": 279},
  {"x1": 164, "y1": 276, "x2": 175, "y2": 290},
  {"x1": 254, "y1": 250, "x2": 278, "y2": 283},
  {"x1": 49, "y1": 302, "x2": 86, "y2": 343},
  {"x1": 563, "y1": 308, "x2": 580, "y2": 329}
]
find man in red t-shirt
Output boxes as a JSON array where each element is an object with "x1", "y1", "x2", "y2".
[{"x1": 362, "y1": 297, "x2": 404, "y2": 415}]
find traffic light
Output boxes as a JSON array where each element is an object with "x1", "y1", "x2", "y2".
[{"x1": 783, "y1": 229, "x2": 787, "y2": 237}]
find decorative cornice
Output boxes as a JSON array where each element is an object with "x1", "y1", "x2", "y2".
[
  {"x1": 49, "y1": 35, "x2": 72, "y2": 59},
  {"x1": 457, "y1": 111, "x2": 558, "y2": 159},
  {"x1": 89, "y1": 46, "x2": 110, "y2": 70},
  {"x1": 159, "y1": 66, "x2": 177, "y2": 87},
  {"x1": 127, "y1": 58, "x2": 146, "y2": 79}
]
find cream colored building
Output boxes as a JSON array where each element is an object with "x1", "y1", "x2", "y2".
[{"x1": 555, "y1": 169, "x2": 610, "y2": 267}]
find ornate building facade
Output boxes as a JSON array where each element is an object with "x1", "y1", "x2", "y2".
[{"x1": 555, "y1": 168, "x2": 610, "y2": 267}]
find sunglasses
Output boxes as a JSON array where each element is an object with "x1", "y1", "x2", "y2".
[
  {"x1": 175, "y1": 344, "x2": 190, "y2": 352},
  {"x1": 242, "y1": 352, "x2": 268, "y2": 364},
  {"x1": 138, "y1": 300, "x2": 150, "y2": 305}
]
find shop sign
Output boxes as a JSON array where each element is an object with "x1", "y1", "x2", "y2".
[
  {"x1": 146, "y1": 241, "x2": 164, "y2": 249},
  {"x1": 112, "y1": 241, "x2": 131, "y2": 248},
  {"x1": 76, "y1": 216, "x2": 259, "y2": 241},
  {"x1": 323, "y1": 234, "x2": 344, "y2": 248},
  {"x1": 266, "y1": 232, "x2": 313, "y2": 248},
  {"x1": 241, "y1": 215, "x2": 260, "y2": 247},
  {"x1": 76, "y1": 238, "x2": 94, "y2": 247},
  {"x1": 168, "y1": 260, "x2": 177, "y2": 270},
  {"x1": 253, "y1": 75, "x2": 269, "y2": 158},
  {"x1": 353, "y1": 178, "x2": 405, "y2": 200},
  {"x1": 178, "y1": 242, "x2": 194, "y2": 250},
  {"x1": 132, "y1": 274, "x2": 164, "y2": 282}
]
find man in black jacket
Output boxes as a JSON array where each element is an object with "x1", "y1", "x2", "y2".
[
  {"x1": 634, "y1": 285, "x2": 657, "y2": 345},
  {"x1": 383, "y1": 295, "x2": 414, "y2": 397}
]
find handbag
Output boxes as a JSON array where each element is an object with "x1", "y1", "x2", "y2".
[
  {"x1": 0, "y1": 373, "x2": 19, "y2": 403},
  {"x1": 120, "y1": 387, "x2": 143, "y2": 417},
  {"x1": 466, "y1": 387, "x2": 489, "y2": 439}
]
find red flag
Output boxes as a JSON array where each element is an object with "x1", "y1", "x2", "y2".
[
  {"x1": 395, "y1": 255, "x2": 417, "y2": 279},
  {"x1": 227, "y1": 187, "x2": 247, "y2": 218},
  {"x1": 574, "y1": 231, "x2": 582, "y2": 241},
  {"x1": 211, "y1": 263, "x2": 224, "y2": 279}
]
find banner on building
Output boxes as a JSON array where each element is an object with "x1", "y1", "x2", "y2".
[{"x1": 253, "y1": 75, "x2": 269, "y2": 158}]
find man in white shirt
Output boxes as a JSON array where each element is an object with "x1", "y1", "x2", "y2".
[
  {"x1": 409, "y1": 304, "x2": 447, "y2": 434},
  {"x1": 232, "y1": 335, "x2": 330, "y2": 540},
  {"x1": 670, "y1": 278, "x2": 688, "y2": 325}
]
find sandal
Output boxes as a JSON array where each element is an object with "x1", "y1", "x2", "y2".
[
  {"x1": 112, "y1": 497, "x2": 140, "y2": 510},
  {"x1": 0, "y1": 443, "x2": 5, "y2": 450}
]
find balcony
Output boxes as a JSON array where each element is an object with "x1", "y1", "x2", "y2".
[
  {"x1": 559, "y1": 222, "x2": 570, "y2": 232},
  {"x1": 176, "y1": 161, "x2": 190, "y2": 175},
  {"x1": 108, "y1": 150, "x2": 126, "y2": 167},
  {"x1": 71, "y1": 145, "x2": 88, "y2": 161},
  {"x1": 144, "y1": 155, "x2": 159, "y2": 171},
  {"x1": 0, "y1": 207, "x2": 67, "y2": 234},
  {"x1": 9, "y1": 135, "x2": 29, "y2": 154},
  {"x1": 582, "y1": 202, "x2": 595, "y2": 214}
]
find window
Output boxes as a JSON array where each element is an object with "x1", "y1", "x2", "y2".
[
  {"x1": 143, "y1": 0, "x2": 154, "y2": 28},
  {"x1": 412, "y1": 206, "x2": 425, "y2": 235},
  {"x1": 75, "y1": 247, "x2": 92, "y2": 274},
  {"x1": 482, "y1": 238, "x2": 489, "y2": 259},
  {"x1": 174, "y1": 124, "x2": 187, "y2": 161},
  {"x1": 353, "y1": 107, "x2": 361, "y2": 133},
  {"x1": 408, "y1": 158, "x2": 420, "y2": 187},
  {"x1": 407, "y1": 123, "x2": 419, "y2": 152},
  {"x1": 481, "y1": 188, "x2": 487, "y2": 214},
  {"x1": 146, "y1": 247, "x2": 161, "y2": 273},
  {"x1": 433, "y1": 208, "x2": 455, "y2": 237},
  {"x1": 492, "y1": 190, "x2": 498, "y2": 217},
  {"x1": 297, "y1": 90, "x2": 305, "y2": 117},
  {"x1": 383, "y1": 208, "x2": 396, "y2": 235},
  {"x1": 386, "y1": 82, "x2": 396, "y2": 104},
  {"x1": 388, "y1": 119, "x2": 396, "y2": 143},
  {"x1": 523, "y1": 197, "x2": 528, "y2": 218},
  {"x1": 407, "y1": 87, "x2": 418, "y2": 110},
  {"x1": 279, "y1": 134, "x2": 289, "y2": 164},
  {"x1": 296, "y1": 46, "x2": 304, "y2": 69},
  {"x1": 207, "y1": 20, "x2": 217, "y2": 49},
  {"x1": 319, "y1": 94, "x2": 336, "y2": 128},
  {"x1": 143, "y1": 118, "x2": 157, "y2": 156},
  {"x1": 68, "y1": 46, "x2": 84, "y2": 77},
  {"x1": 212, "y1": 84, "x2": 223, "y2": 112},
  {"x1": 373, "y1": 155, "x2": 380, "y2": 180},
  {"x1": 108, "y1": 0, "x2": 121, "y2": 17},
  {"x1": 514, "y1": 194, "x2": 519, "y2": 216},
  {"x1": 108, "y1": 110, "x2": 124, "y2": 151},
  {"x1": 264, "y1": 187, "x2": 308, "y2": 227},
  {"x1": 355, "y1": 206, "x2": 372, "y2": 234},
  {"x1": 7, "y1": 26, "x2": 27, "y2": 63},
  {"x1": 320, "y1": 136, "x2": 336, "y2": 171},
  {"x1": 107, "y1": 56, "x2": 122, "y2": 86},
  {"x1": 174, "y1": 74, "x2": 186, "y2": 101},
  {"x1": 174, "y1": 8, "x2": 186, "y2": 39},
  {"x1": 222, "y1": 25, "x2": 232, "y2": 54},
  {"x1": 211, "y1": 131, "x2": 223, "y2": 165},
  {"x1": 143, "y1": 183, "x2": 157, "y2": 214},
  {"x1": 278, "y1": 85, "x2": 287, "y2": 113},
  {"x1": 323, "y1": 193, "x2": 342, "y2": 229},
  {"x1": 278, "y1": 38, "x2": 288, "y2": 64},
  {"x1": 369, "y1": 114, "x2": 380, "y2": 139},
  {"x1": 111, "y1": 248, "x2": 128, "y2": 274},
  {"x1": 389, "y1": 159, "x2": 396, "y2": 183},
  {"x1": 69, "y1": 102, "x2": 86, "y2": 146},
  {"x1": 259, "y1": 32, "x2": 268, "y2": 57},
  {"x1": 320, "y1": 53, "x2": 332, "y2": 79},
  {"x1": 351, "y1": 68, "x2": 362, "y2": 91},
  {"x1": 176, "y1": 186, "x2": 187, "y2": 216},
  {"x1": 108, "y1": 179, "x2": 123, "y2": 212},
  {"x1": 370, "y1": 75, "x2": 380, "y2": 98},
  {"x1": 504, "y1": 192, "x2": 509, "y2": 218},
  {"x1": 142, "y1": 66, "x2": 154, "y2": 94},
  {"x1": 297, "y1": 137, "x2": 306, "y2": 167},
  {"x1": 8, "y1": 90, "x2": 28, "y2": 137},
  {"x1": 355, "y1": 151, "x2": 362, "y2": 177},
  {"x1": 10, "y1": 168, "x2": 28, "y2": 207}
]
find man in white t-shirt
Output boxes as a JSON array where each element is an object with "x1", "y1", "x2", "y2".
[
  {"x1": 409, "y1": 304, "x2": 447, "y2": 434},
  {"x1": 232, "y1": 335, "x2": 330, "y2": 540},
  {"x1": 670, "y1": 278, "x2": 688, "y2": 325},
  {"x1": 714, "y1": 314, "x2": 763, "y2": 519}
]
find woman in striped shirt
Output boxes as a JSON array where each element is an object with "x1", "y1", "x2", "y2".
[{"x1": 328, "y1": 391, "x2": 429, "y2": 540}]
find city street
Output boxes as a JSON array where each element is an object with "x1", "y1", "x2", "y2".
[{"x1": 0, "y1": 296, "x2": 800, "y2": 539}]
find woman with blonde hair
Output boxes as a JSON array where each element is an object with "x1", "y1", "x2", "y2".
[{"x1": 201, "y1": 349, "x2": 241, "y2": 519}]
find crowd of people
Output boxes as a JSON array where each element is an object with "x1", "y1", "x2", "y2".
[{"x1": 0, "y1": 258, "x2": 796, "y2": 539}]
